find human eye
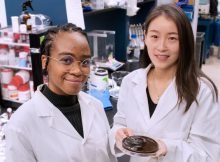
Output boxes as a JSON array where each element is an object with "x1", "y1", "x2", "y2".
[
  {"x1": 59, "y1": 56, "x2": 74, "y2": 65},
  {"x1": 169, "y1": 37, "x2": 176, "y2": 40},
  {"x1": 150, "y1": 35, "x2": 158, "y2": 40},
  {"x1": 81, "y1": 58, "x2": 91, "y2": 67},
  {"x1": 168, "y1": 35, "x2": 178, "y2": 42}
]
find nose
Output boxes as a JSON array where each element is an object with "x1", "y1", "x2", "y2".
[
  {"x1": 157, "y1": 38, "x2": 167, "y2": 51},
  {"x1": 69, "y1": 61, "x2": 82, "y2": 75}
]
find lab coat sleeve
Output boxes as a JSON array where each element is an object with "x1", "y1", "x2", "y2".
[
  {"x1": 96, "y1": 100, "x2": 118, "y2": 162},
  {"x1": 109, "y1": 78, "x2": 128, "y2": 156},
  {"x1": 161, "y1": 87, "x2": 220, "y2": 162},
  {"x1": 4, "y1": 123, "x2": 37, "y2": 162}
]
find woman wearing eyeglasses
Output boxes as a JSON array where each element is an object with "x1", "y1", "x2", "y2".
[{"x1": 5, "y1": 23, "x2": 117, "y2": 162}]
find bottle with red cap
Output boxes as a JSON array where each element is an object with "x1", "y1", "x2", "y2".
[
  {"x1": 0, "y1": 44, "x2": 9, "y2": 65},
  {"x1": 9, "y1": 75, "x2": 23, "y2": 88},
  {"x1": 1, "y1": 84, "x2": 8, "y2": 99},
  {"x1": 8, "y1": 84, "x2": 18, "y2": 100},
  {"x1": 9, "y1": 70, "x2": 30, "y2": 88},
  {"x1": 0, "y1": 68, "x2": 13, "y2": 84},
  {"x1": 8, "y1": 47, "x2": 16, "y2": 66}
]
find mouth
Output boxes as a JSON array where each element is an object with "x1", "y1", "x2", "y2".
[
  {"x1": 64, "y1": 78, "x2": 83, "y2": 85},
  {"x1": 155, "y1": 54, "x2": 170, "y2": 61}
]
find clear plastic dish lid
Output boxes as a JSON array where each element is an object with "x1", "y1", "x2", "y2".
[{"x1": 122, "y1": 135, "x2": 159, "y2": 157}]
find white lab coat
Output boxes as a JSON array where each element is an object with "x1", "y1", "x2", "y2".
[
  {"x1": 5, "y1": 85, "x2": 117, "y2": 162},
  {"x1": 109, "y1": 65, "x2": 220, "y2": 162}
]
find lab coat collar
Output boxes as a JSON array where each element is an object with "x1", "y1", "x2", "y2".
[
  {"x1": 33, "y1": 85, "x2": 95, "y2": 141},
  {"x1": 33, "y1": 85, "x2": 55, "y2": 117},
  {"x1": 131, "y1": 65, "x2": 178, "y2": 130}
]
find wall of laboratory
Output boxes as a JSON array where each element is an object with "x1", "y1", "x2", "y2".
[{"x1": 4, "y1": 0, "x2": 67, "y2": 25}]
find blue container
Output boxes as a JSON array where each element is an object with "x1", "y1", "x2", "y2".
[
  {"x1": 214, "y1": 20, "x2": 220, "y2": 46},
  {"x1": 181, "y1": 5, "x2": 194, "y2": 21}
]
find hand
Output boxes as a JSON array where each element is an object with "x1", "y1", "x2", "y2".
[
  {"x1": 155, "y1": 139, "x2": 167, "y2": 157},
  {"x1": 115, "y1": 128, "x2": 134, "y2": 151}
]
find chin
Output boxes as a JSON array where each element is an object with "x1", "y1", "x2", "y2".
[{"x1": 66, "y1": 88, "x2": 81, "y2": 95}]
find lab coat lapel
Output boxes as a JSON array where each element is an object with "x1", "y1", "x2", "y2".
[
  {"x1": 49, "y1": 109, "x2": 82, "y2": 140},
  {"x1": 148, "y1": 79, "x2": 178, "y2": 129},
  {"x1": 132, "y1": 68, "x2": 151, "y2": 126},
  {"x1": 33, "y1": 89, "x2": 82, "y2": 140},
  {"x1": 78, "y1": 92, "x2": 95, "y2": 144}
]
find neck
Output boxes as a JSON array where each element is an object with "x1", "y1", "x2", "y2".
[
  {"x1": 152, "y1": 67, "x2": 176, "y2": 81},
  {"x1": 147, "y1": 66, "x2": 176, "y2": 103}
]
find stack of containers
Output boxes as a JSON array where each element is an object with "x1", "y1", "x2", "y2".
[
  {"x1": 8, "y1": 70, "x2": 31, "y2": 102},
  {"x1": 0, "y1": 69, "x2": 13, "y2": 99},
  {"x1": 0, "y1": 69, "x2": 31, "y2": 102}
]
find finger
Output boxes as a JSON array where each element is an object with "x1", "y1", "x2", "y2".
[
  {"x1": 125, "y1": 128, "x2": 134, "y2": 136},
  {"x1": 118, "y1": 129, "x2": 129, "y2": 138},
  {"x1": 155, "y1": 139, "x2": 167, "y2": 157},
  {"x1": 115, "y1": 129, "x2": 127, "y2": 142}
]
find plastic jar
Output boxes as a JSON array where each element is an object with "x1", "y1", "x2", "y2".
[
  {"x1": 8, "y1": 85, "x2": 18, "y2": 100},
  {"x1": 0, "y1": 44, "x2": 9, "y2": 65},
  {"x1": 0, "y1": 69, "x2": 13, "y2": 84},
  {"x1": 19, "y1": 51, "x2": 28, "y2": 67},
  {"x1": 11, "y1": 16, "x2": 20, "y2": 33},
  {"x1": 18, "y1": 83, "x2": 31, "y2": 102},
  {"x1": 0, "y1": 45, "x2": 8, "y2": 54},
  {"x1": 1, "y1": 84, "x2": 8, "y2": 99},
  {"x1": 15, "y1": 70, "x2": 30, "y2": 84},
  {"x1": 90, "y1": 68, "x2": 108, "y2": 91},
  {"x1": 8, "y1": 48, "x2": 16, "y2": 66}
]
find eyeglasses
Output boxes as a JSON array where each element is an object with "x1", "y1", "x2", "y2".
[{"x1": 46, "y1": 55, "x2": 91, "y2": 74}]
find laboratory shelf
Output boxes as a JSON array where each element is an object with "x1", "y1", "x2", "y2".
[
  {"x1": 0, "y1": 65, "x2": 32, "y2": 71},
  {"x1": 0, "y1": 40, "x2": 29, "y2": 47}
]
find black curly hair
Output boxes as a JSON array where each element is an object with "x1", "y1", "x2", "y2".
[{"x1": 40, "y1": 23, "x2": 89, "y2": 75}]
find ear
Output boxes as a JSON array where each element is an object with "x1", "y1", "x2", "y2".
[
  {"x1": 144, "y1": 33, "x2": 148, "y2": 46},
  {"x1": 41, "y1": 55, "x2": 47, "y2": 70}
]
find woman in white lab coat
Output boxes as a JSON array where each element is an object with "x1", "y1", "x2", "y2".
[
  {"x1": 110, "y1": 4, "x2": 220, "y2": 162},
  {"x1": 5, "y1": 23, "x2": 117, "y2": 162}
]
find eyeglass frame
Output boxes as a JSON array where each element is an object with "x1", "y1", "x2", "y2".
[{"x1": 45, "y1": 55, "x2": 92, "y2": 74}]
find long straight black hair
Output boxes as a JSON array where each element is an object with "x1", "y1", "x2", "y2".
[{"x1": 140, "y1": 4, "x2": 218, "y2": 112}]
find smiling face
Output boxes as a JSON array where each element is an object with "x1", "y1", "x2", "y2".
[
  {"x1": 42, "y1": 32, "x2": 91, "y2": 95},
  {"x1": 145, "y1": 15, "x2": 179, "y2": 71}
]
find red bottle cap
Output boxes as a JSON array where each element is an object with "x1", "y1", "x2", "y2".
[
  {"x1": 9, "y1": 75, "x2": 23, "y2": 88},
  {"x1": 0, "y1": 44, "x2": 8, "y2": 49},
  {"x1": 22, "y1": 46, "x2": 30, "y2": 53},
  {"x1": 14, "y1": 33, "x2": 21, "y2": 40},
  {"x1": 0, "y1": 68, "x2": 13, "y2": 72},
  {"x1": 18, "y1": 83, "x2": 30, "y2": 91}
]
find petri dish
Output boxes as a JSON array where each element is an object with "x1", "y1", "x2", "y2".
[{"x1": 121, "y1": 135, "x2": 159, "y2": 157}]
